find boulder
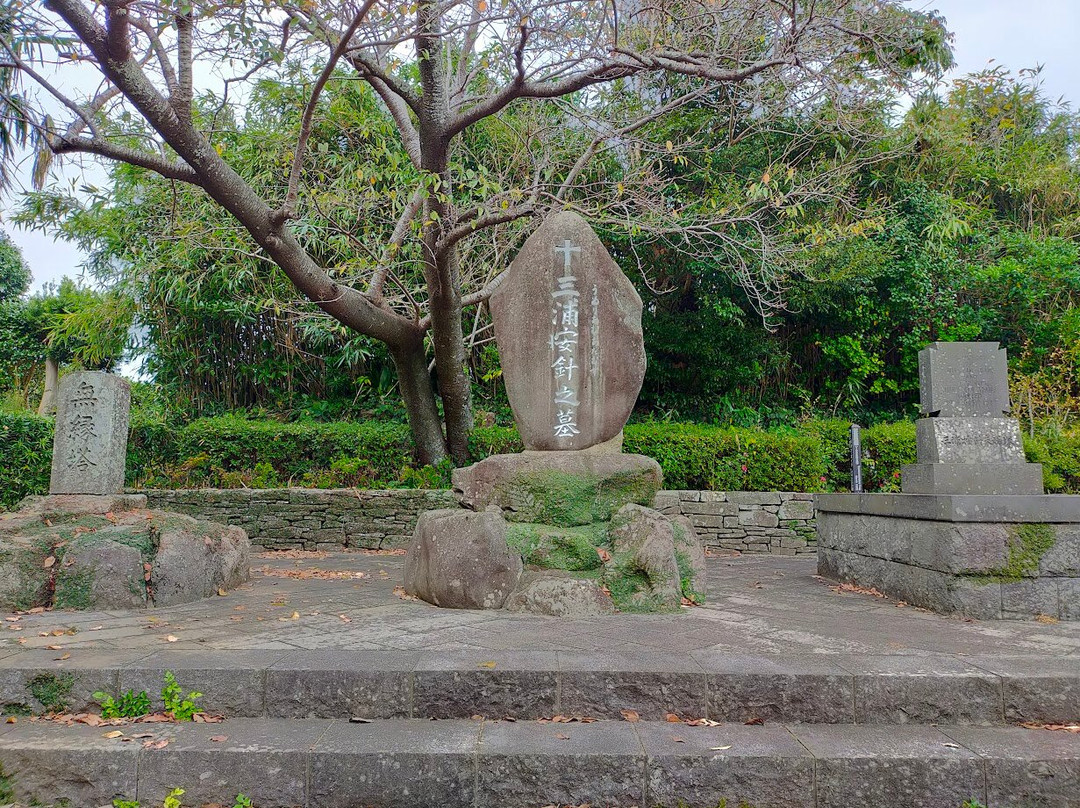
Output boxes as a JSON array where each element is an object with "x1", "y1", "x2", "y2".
[
  {"x1": 151, "y1": 516, "x2": 251, "y2": 605},
  {"x1": 609, "y1": 504, "x2": 683, "y2": 610},
  {"x1": 505, "y1": 570, "x2": 615, "y2": 617},
  {"x1": 404, "y1": 509, "x2": 523, "y2": 609},
  {"x1": 453, "y1": 452, "x2": 662, "y2": 526},
  {"x1": 670, "y1": 514, "x2": 707, "y2": 601},
  {"x1": 0, "y1": 507, "x2": 250, "y2": 610}
]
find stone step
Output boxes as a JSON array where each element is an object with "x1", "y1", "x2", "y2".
[
  {"x1": 1, "y1": 648, "x2": 1077, "y2": 727},
  {"x1": 0, "y1": 717, "x2": 1077, "y2": 807}
]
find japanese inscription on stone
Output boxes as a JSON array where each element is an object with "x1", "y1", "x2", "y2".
[
  {"x1": 490, "y1": 211, "x2": 646, "y2": 451},
  {"x1": 49, "y1": 371, "x2": 131, "y2": 496},
  {"x1": 919, "y1": 342, "x2": 1010, "y2": 417}
]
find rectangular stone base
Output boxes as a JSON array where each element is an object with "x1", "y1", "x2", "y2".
[
  {"x1": 901, "y1": 462, "x2": 1044, "y2": 495},
  {"x1": 815, "y1": 495, "x2": 1080, "y2": 620}
]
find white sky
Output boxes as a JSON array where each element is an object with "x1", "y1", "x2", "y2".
[{"x1": 2, "y1": 0, "x2": 1078, "y2": 294}]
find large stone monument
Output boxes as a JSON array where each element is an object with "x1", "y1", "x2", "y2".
[
  {"x1": 0, "y1": 371, "x2": 250, "y2": 610},
  {"x1": 901, "y1": 342, "x2": 1044, "y2": 495},
  {"x1": 405, "y1": 212, "x2": 705, "y2": 614},
  {"x1": 817, "y1": 342, "x2": 1080, "y2": 620}
]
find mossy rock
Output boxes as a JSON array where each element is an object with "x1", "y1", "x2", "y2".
[
  {"x1": 969, "y1": 523, "x2": 1057, "y2": 584},
  {"x1": 506, "y1": 522, "x2": 607, "y2": 571},
  {"x1": 454, "y1": 452, "x2": 663, "y2": 527}
]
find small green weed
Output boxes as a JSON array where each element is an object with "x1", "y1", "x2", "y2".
[
  {"x1": 112, "y1": 791, "x2": 254, "y2": 808},
  {"x1": 27, "y1": 672, "x2": 74, "y2": 713},
  {"x1": 161, "y1": 671, "x2": 202, "y2": 721},
  {"x1": 94, "y1": 688, "x2": 151, "y2": 719}
]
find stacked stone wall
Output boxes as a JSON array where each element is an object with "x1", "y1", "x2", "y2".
[{"x1": 141, "y1": 488, "x2": 817, "y2": 554}]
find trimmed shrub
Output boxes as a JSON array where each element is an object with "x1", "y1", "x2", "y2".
[
  {"x1": 0, "y1": 413, "x2": 52, "y2": 508},
  {"x1": 861, "y1": 420, "x2": 917, "y2": 492}
]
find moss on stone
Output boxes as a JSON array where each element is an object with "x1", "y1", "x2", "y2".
[
  {"x1": 506, "y1": 523, "x2": 606, "y2": 571},
  {"x1": 52, "y1": 567, "x2": 96, "y2": 610},
  {"x1": 674, "y1": 549, "x2": 702, "y2": 603},
  {"x1": 27, "y1": 672, "x2": 74, "y2": 713},
  {"x1": 501, "y1": 469, "x2": 658, "y2": 527},
  {"x1": 968, "y1": 523, "x2": 1056, "y2": 584}
]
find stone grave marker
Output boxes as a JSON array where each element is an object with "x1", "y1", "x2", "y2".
[
  {"x1": 902, "y1": 342, "x2": 1042, "y2": 495},
  {"x1": 49, "y1": 371, "x2": 131, "y2": 496},
  {"x1": 489, "y1": 211, "x2": 646, "y2": 451}
]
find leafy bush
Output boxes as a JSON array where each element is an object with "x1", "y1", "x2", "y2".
[
  {"x1": 861, "y1": 420, "x2": 917, "y2": 492},
  {"x1": 0, "y1": 412, "x2": 52, "y2": 508},
  {"x1": 94, "y1": 688, "x2": 151, "y2": 719}
]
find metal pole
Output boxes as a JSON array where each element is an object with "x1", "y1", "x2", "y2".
[{"x1": 850, "y1": 424, "x2": 863, "y2": 493}]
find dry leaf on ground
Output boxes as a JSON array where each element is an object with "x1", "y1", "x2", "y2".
[{"x1": 620, "y1": 709, "x2": 640, "y2": 723}]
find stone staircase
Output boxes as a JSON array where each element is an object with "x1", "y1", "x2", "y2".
[{"x1": 0, "y1": 648, "x2": 1076, "y2": 807}]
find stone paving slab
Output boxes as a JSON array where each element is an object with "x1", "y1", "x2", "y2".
[{"x1": 0, "y1": 717, "x2": 1078, "y2": 807}]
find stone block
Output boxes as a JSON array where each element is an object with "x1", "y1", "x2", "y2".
[
  {"x1": 638, "y1": 723, "x2": 815, "y2": 808},
  {"x1": 1000, "y1": 579, "x2": 1061, "y2": 619},
  {"x1": 137, "y1": 719, "x2": 316, "y2": 807},
  {"x1": 413, "y1": 651, "x2": 559, "y2": 719},
  {"x1": 738, "y1": 509, "x2": 779, "y2": 529},
  {"x1": 918, "y1": 341, "x2": 1010, "y2": 418},
  {"x1": 694, "y1": 652, "x2": 854, "y2": 723},
  {"x1": 793, "y1": 725, "x2": 985, "y2": 808},
  {"x1": 915, "y1": 417, "x2": 1026, "y2": 464},
  {"x1": 50, "y1": 371, "x2": 130, "y2": 496},
  {"x1": 310, "y1": 719, "x2": 480, "y2": 808},
  {"x1": 901, "y1": 461, "x2": 1044, "y2": 495},
  {"x1": 728, "y1": 492, "x2": 782, "y2": 506},
  {"x1": 265, "y1": 650, "x2": 416, "y2": 719},
  {"x1": 943, "y1": 726, "x2": 1080, "y2": 808},
  {"x1": 0, "y1": 722, "x2": 139, "y2": 806},
  {"x1": 777, "y1": 500, "x2": 815, "y2": 521},
  {"x1": 966, "y1": 656, "x2": 1080, "y2": 725},
  {"x1": 680, "y1": 501, "x2": 738, "y2": 516},
  {"x1": 558, "y1": 651, "x2": 707, "y2": 720},
  {"x1": 837, "y1": 655, "x2": 1003, "y2": 725},
  {"x1": 476, "y1": 720, "x2": 644, "y2": 807}
]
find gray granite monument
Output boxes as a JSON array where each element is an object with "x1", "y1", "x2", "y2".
[
  {"x1": 901, "y1": 343, "x2": 1043, "y2": 495},
  {"x1": 405, "y1": 212, "x2": 705, "y2": 614},
  {"x1": 816, "y1": 342, "x2": 1080, "y2": 620},
  {"x1": 49, "y1": 371, "x2": 131, "y2": 495}
]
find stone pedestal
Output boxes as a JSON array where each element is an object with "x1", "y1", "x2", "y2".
[{"x1": 816, "y1": 493, "x2": 1080, "y2": 620}]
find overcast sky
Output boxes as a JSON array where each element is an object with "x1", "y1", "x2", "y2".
[{"x1": 2, "y1": 0, "x2": 1078, "y2": 293}]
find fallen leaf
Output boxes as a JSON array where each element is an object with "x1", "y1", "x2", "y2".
[
  {"x1": 165, "y1": 635, "x2": 179, "y2": 643},
  {"x1": 55, "y1": 653, "x2": 70, "y2": 661},
  {"x1": 596, "y1": 547, "x2": 612, "y2": 563},
  {"x1": 209, "y1": 735, "x2": 228, "y2": 742},
  {"x1": 478, "y1": 661, "x2": 497, "y2": 669},
  {"x1": 1035, "y1": 614, "x2": 1059, "y2": 624},
  {"x1": 143, "y1": 738, "x2": 169, "y2": 749},
  {"x1": 664, "y1": 713, "x2": 681, "y2": 723},
  {"x1": 348, "y1": 718, "x2": 372, "y2": 724},
  {"x1": 5, "y1": 717, "x2": 15, "y2": 724},
  {"x1": 671, "y1": 736, "x2": 685, "y2": 743},
  {"x1": 339, "y1": 614, "x2": 351, "y2": 623},
  {"x1": 27, "y1": 607, "x2": 44, "y2": 614},
  {"x1": 103, "y1": 730, "x2": 124, "y2": 739},
  {"x1": 290, "y1": 611, "x2": 300, "y2": 620},
  {"x1": 620, "y1": 709, "x2": 640, "y2": 723},
  {"x1": 1020, "y1": 722, "x2": 1080, "y2": 733},
  {"x1": 46, "y1": 645, "x2": 62, "y2": 651},
  {"x1": 744, "y1": 717, "x2": 765, "y2": 726},
  {"x1": 471, "y1": 714, "x2": 483, "y2": 721},
  {"x1": 217, "y1": 588, "x2": 227, "y2": 597},
  {"x1": 89, "y1": 625, "x2": 103, "y2": 631},
  {"x1": 43, "y1": 556, "x2": 55, "y2": 569},
  {"x1": 555, "y1": 733, "x2": 570, "y2": 740},
  {"x1": 685, "y1": 718, "x2": 722, "y2": 727},
  {"x1": 50, "y1": 629, "x2": 65, "y2": 636},
  {"x1": 5, "y1": 616, "x2": 19, "y2": 623},
  {"x1": 943, "y1": 742, "x2": 961, "y2": 748}
]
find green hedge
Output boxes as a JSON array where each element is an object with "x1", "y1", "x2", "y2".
[
  {"x1": 0, "y1": 413, "x2": 53, "y2": 509},
  {"x1": 3, "y1": 413, "x2": 1078, "y2": 509}
]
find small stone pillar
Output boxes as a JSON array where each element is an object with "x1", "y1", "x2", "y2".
[{"x1": 49, "y1": 371, "x2": 131, "y2": 496}]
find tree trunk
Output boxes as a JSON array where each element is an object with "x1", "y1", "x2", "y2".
[
  {"x1": 416, "y1": 3, "x2": 474, "y2": 465},
  {"x1": 37, "y1": 356, "x2": 58, "y2": 416},
  {"x1": 390, "y1": 337, "x2": 448, "y2": 466}
]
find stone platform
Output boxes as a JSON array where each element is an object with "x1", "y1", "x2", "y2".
[
  {"x1": 0, "y1": 552, "x2": 1075, "y2": 807},
  {"x1": 817, "y1": 493, "x2": 1080, "y2": 620}
]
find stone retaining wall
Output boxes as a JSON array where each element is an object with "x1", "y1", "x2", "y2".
[
  {"x1": 655, "y1": 490, "x2": 817, "y2": 555},
  {"x1": 141, "y1": 488, "x2": 817, "y2": 554}
]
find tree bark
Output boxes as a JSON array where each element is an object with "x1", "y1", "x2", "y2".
[
  {"x1": 416, "y1": 2, "x2": 473, "y2": 465},
  {"x1": 390, "y1": 337, "x2": 447, "y2": 466},
  {"x1": 37, "y1": 356, "x2": 58, "y2": 416}
]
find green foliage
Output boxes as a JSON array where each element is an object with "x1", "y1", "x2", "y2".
[
  {"x1": 0, "y1": 411, "x2": 51, "y2": 508},
  {"x1": 113, "y1": 793, "x2": 254, "y2": 808},
  {"x1": 27, "y1": 672, "x2": 74, "y2": 713},
  {"x1": 161, "y1": 671, "x2": 202, "y2": 722},
  {"x1": 505, "y1": 523, "x2": 606, "y2": 571},
  {"x1": 163, "y1": 788, "x2": 184, "y2": 808},
  {"x1": 94, "y1": 688, "x2": 151, "y2": 719},
  {"x1": 860, "y1": 421, "x2": 917, "y2": 492}
]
